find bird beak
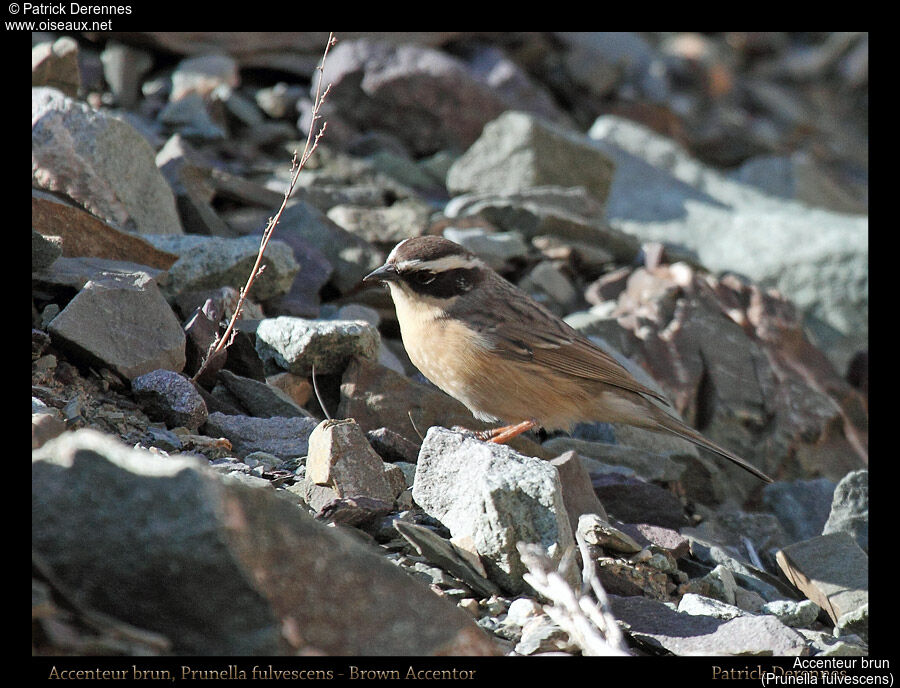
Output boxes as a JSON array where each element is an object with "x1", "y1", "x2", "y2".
[{"x1": 363, "y1": 263, "x2": 400, "y2": 284}]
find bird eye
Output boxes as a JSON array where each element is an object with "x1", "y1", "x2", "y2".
[{"x1": 413, "y1": 271, "x2": 435, "y2": 285}]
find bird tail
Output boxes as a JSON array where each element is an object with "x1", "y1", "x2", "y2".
[{"x1": 650, "y1": 412, "x2": 773, "y2": 483}]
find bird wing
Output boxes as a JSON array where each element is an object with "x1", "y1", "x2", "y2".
[{"x1": 459, "y1": 278, "x2": 670, "y2": 404}]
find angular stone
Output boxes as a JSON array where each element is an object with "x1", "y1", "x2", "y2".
[
  {"x1": 33, "y1": 429, "x2": 497, "y2": 655},
  {"x1": 609, "y1": 595, "x2": 808, "y2": 656},
  {"x1": 100, "y1": 41, "x2": 154, "y2": 109},
  {"x1": 32, "y1": 229, "x2": 61, "y2": 271},
  {"x1": 444, "y1": 186, "x2": 638, "y2": 259},
  {"x1": 394, "y1": 521, "x2": 500, "y2": 599},
  {"x1": 591, "y1": 473, "x2": 688, "y2": 529},
  {"x1": 32, "y1": 191, "x2": 179, "y2": 270},
  {"x1": 326, "y1": 198, "x2": 431, "y2": 249},
  {"x1": 447, "y1": 111, "x2": 616, "y2": 202},
  {"x1": 588, "y1": 114, "x2": 868, "y2": 371},
  {"x1": 822, "y1": 469, "x2": 868, "y2": 552},
  {"x1": 32, "y1": 37, "x2": 80, "y2": 96},
  {"x1": 47, "y1": 274, "x2": 185, "y2": 380},
  {"x1": 775, "y1": 532, "x2": 868, "y2": 625},
  {"x1": 365, "y1": 427, "x2": 420, "y2": 463},
  {"x1": 616, "y1": 523, "x2": 690, "y2": 560},
  {"x1": 551, "y1": 451, "x2": 608, "y2": 525},
  {"x1": 543, "y1": 436, "x2": 686, "y2": 484},
  {"x1": 577, "y1": 513, "x2": 641, "y2": 554},
  {"x1": 276, "y1": 201, "x2": 383, "y2": 294},
  {"x1": 412, "y1": 427, "x2": 573, "y2": 595},
  {"x1": 759, "y1": 599, "x2": 821, "y2": 628},
  {"x1": 265, "y1": 372, "x2": 312, "y2": 408},
  {"x1": 306, "y1": 419, "x2": 395, "y2": 502},
  {"x1": 255, "y1": 317, "x2": 379, "y2": 376},
  {"x1": 141, "y1": 234, "x2": 299, "y2": 301},
  {"x1": 216, "y1": 370, "x2": 309, "y2": 419},
  {"x1": 763, "y1": 478, "x2": 837, "y2": 544},
  {"x1": 203, "y1": 412, "x2": 318, "y2": 460},
  {"x1": 33, "y1": 256, "x2": 168, "y2": 298},
  {"x1": 131, "y1": 369, "x2": 208, "y2": 430},
  {"x1": 318, "y1": 39, "x2": 509, "y2": 155},
  {"x1": 32, "y1": 87, "x2": 183, "y2": 235}
]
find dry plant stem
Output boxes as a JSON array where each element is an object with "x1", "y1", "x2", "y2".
[
  {"x1": 518, "y1": 542, "x2": 629, "y2": 656},
  {"x1": 191, "y1": 32, "x2": 336, "y2": 384}
]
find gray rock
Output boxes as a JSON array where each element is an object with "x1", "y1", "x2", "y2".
[
  {"x1": 555, "y1": 32, "x2": 670, "y2": 101},
  {"x1": 730, "y1": 152, "x2": 867, "y2": 216},
  {"x1": 544, "y1": 436, "x2": 686, "y2": 484},
  {"x1": 463, "y1": 44, "x2": 570, "y2": 127},
  {"x1": 677, "y1": 593, "x2": 746, "y2": 620},
  {"x1": 216, "y1": 369, "x2": 310, "y2": 419},
  {"x1": 32, "y1": 229, "x2": 62, "y2": 270},
  {"x1": 775, "y1": 532, "x2": 868, "y2": 626},
  {"x1": 316, "y1": 39, "x2": 509, "y2": 155},
  {"x1": 47, "y1": 274, "x2": 186, "y2": 380},
  {"x1": 588, "y1": 115, "x2": 868, "y2": 372},
  {"x1": 590, "y1": 473, "x2": 688, "y2": 530},
  {"x1": 441, "y1": 227, "x2": 530, "y2": 270},
  {"x1": 394, "y1": 521, "x2": 501, "y2": 599},
  {"x1": 255, "y1": 316, "x2": 380, "y2": 376},
  {"x1": 763, "y1": 478, "x2": 836, "y2": 544},
  {"x1": 688, "y1": 535, "x2": 800, "y2": 603},
  {"x1": 33, "y1": 429, "x2": 496, "y2": 655},
  {"x1": 551, "y1": 452, "x2": 609, "y2": 525},
  {"x1": 306, "y1": 419, "x2": 395, "y2": 502},
  {"x1": 141, "y1": 234, "x2": 299, "y2": 301},
  {"x1": 822, "y1": 469, "x2": 868, "y2": 552},
  {"x1": 609, "y1": 595, "x2": 808, "y2": 656},
  {"x1": 759, "y1": 599, "x2": 821, "y2": 628},
  {"x1": 100, "y1": 41, "x2": 154, "y2": 110},
  {"x1": 131, "y1": 369, "x2": 208, "y2": 430},
  {"x1": 32, "y1": 87, "x2": 183, "y2": 235},
  {"x1": 32, "y1": 255, "x2": 168, "y2": 295},
  {"x1": 276, "y1": 201, "x2": 383, "y2": 294},
  {"x1": 326, "y1": 198, "x2": 431, "y2": 249},
  {"x1": 577, "y1": 513, "x2": 640, "y2": 554},
  {"x1": 158, "y1": 93, "x2": 226, "y2": 141},
  {"x1": 517, "y1": 260, "x2": 580, "y2": 313},
  {"x1": 702, "y1": 564, "x2": 738, "y2": 605},
  {"x1": 443, "y1": 186, "x2": 640, "y2": 259},
  {"x1": 836, "y1": 603, "x2": 868, "y2": 644},
  {"x1": 203, "y1": 412, "x2": 318, "y2": 460},
  {"x1": 412, "y1": 427, "x2": 574, "y2": 595},
  {"x1": 798, "y1": 629, "x2": 868, "y2": 656},
  {"x1": 365, "y1": 427, "x2": 420, "y2": 464},
  {"x1": 446, "y1": 111, "x2": 616, "y2": 201}
]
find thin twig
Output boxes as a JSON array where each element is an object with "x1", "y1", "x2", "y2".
[
  {"x1": 311, "y1": 364, "x2": 332, "y2": 421},
  {"x1": 191, "y1": 32, "x2": 337, "y2": 384}
]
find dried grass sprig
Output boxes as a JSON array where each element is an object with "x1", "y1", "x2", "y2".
[{"x1": 191, "y1": 32, "x2": 336, "y2": 384}]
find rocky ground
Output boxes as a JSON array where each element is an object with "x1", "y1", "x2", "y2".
[{"x1": 32, "y1": 32, "x2": 868, "y2": 657}]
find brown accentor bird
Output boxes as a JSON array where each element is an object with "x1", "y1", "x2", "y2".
[{"x1": 364, "y1": 236, "x2": 772, "y2": 482}]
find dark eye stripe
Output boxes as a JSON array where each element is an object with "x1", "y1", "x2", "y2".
[{"x1": 403, "y1": 268, "x2": 481, "y2": 299}]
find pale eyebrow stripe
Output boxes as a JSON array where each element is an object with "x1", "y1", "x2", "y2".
[{"x1": 396, "y1": 255, "x2": 482, "y2": 272}]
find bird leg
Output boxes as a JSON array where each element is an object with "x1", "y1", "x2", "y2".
[{"x1": 475, "y1": 419, "x2": 538, "y2": 445}]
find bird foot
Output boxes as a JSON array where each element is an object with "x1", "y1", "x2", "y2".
[{"x1": 475, "y1": 419, "x2": 539, "y2": 445}]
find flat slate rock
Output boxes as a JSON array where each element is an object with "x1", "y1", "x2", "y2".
[{"x1": 609, "y1": 595, "x2": 809, "y2": 656}]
